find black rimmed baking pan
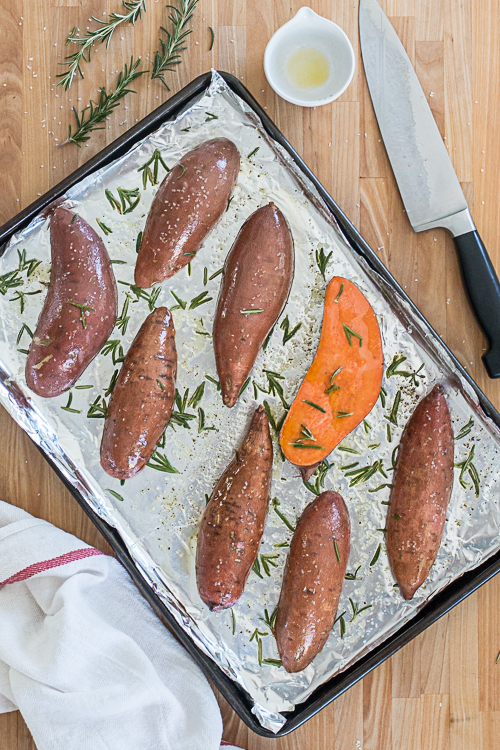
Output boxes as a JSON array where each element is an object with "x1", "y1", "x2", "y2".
[{"x1": 1, "y1": 71, "x2": 500, "y2": 738}]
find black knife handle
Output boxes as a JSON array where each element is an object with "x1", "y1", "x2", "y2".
[{"x1": 453, "y1": 230, "x2": 500, "y2": 378}]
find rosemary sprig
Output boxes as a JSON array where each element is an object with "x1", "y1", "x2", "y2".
[
  {"x1": 17, "y1": 249, "x2": 42, "y2": 278},
  {"x1": 150, "y1": 0, "x2": 199, "y2": 89},
  {"x1": 386, "y1": 354, "x2": 425, "y2": 386},
  {"x1": 280, "y1": 315, "x2": 302, "y2": 344},
  {"x1": 349, "y1": 598, "x2": 372, "y2": 622},
  {"x1": 343, "y1": 459, "x2": 387, "y2": 488},
  {"x1": 57, "y1": 1, "x2": 146, "y2": 90},
  {"x1": 343, "y1": 324, "x2": 363, "y2": 347},
  {"x1": 263, "y1": 369, "x2": 289, "y2": 409},
  {"x1": 10, "y1": 289, "x2": 41, "y2": 314},
  {"x1": 455, "y1": 417, "x2": 474, "y2": 441},
  {"x1": 0, "y1": 269, "x2": 23, "y2": 296},
  {"x1": 147, "y1": 449, "x2": 179, "y2": 473},
  {"x1": 272, "y1": 497, "x2": 295, "y2": 532},
  {"x1": 105, "y1": 187, "x2": 141, "y2": 214},
  {"x1": 315, "y1": 245, "x2": 332, "y2": 280},
  {"x1": 138, "y1": 148, "x2": 169, "y2": 188},
  {"x1": 60, "y1": 57, "x2": 145, "y2": 147},
  {"x1": 129, "y1": 283, "x2": 161, "y2": 310},
  {"x1": 101, "y1": 339, "x2": 125, "y2": 365},
  {"x1": 169, "y1": 388, "x2": 197, "y2": 429},
  {"x1": 455, "y1": 445, "x2": 480, "y2": 497}
]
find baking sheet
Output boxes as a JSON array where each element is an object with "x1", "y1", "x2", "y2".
[{"x1": 0, "y1": 71, "x2": 499, "y2": 732}]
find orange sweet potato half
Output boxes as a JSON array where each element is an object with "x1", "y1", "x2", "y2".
[{"x1": 280, "y1": 277, "x2": 383, "y2": 467}]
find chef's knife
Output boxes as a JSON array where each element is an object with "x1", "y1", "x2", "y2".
[{"x1": 359, "y1": 0, "x2": 500, "y2": 378}]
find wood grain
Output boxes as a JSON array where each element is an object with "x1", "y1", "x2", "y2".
[{"x1": 1, "y1": 1, "x2": 499, "y2": 748}]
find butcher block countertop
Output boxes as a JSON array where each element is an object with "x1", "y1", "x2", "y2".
[{"x1": 1, "y1": 1, "x2": 500, "y2": 748}]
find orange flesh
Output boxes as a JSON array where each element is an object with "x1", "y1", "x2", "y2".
[{"x1": 280, "y1": 277, "x2": 383, "y2": 466}]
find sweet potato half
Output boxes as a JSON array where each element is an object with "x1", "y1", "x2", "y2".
[
  {"x1": 386, "y1": 384, "x2": 454, "y2": 600},
  {"x1": 280, "y1": 277, "x2": 383, "y2": 468},
  {"x1": 213, "y1": 202, "x2": 294, "y2": 407},
  {"x1": 100, "y1": 306, "x2": 177, "y2": 479},
  {"x1": 135, "y1": 138, "x2": 240, "y2": 287},
  {"x1": 26, "y1": 207, "x2": 118, "y2": 398},
  {"x1": 196, "y1": 406, "x2": 273, "y2": 610},
  {"x1": 275, "y1": 490, "x2": 351, "y2": 673}
]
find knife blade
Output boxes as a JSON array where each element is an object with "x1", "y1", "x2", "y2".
[{"x1": 359, "y1": 0, "x2": 500, "y2": 378}]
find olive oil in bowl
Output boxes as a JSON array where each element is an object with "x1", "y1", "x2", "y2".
[{"x1": 286, "y1": 48, "x2": 330, "y2": 90}]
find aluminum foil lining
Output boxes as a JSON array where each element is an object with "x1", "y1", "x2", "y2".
[{"x1": 1, "y1": 71, "x2": 499, "y2": 733}]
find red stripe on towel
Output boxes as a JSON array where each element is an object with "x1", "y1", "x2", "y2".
[{"x1": 0, "y1": 548, "x2": 105, "y2": 585}]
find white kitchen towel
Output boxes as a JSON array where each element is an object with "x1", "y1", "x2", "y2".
[{"x1": 0, "y1": 500, "x2": 244, "y2": 750}]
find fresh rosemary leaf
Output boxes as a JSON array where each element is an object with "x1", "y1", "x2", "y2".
[
  {"x1": 138, "y1": 148, "x2": 169, "y2": 188},
  {"x1": 252, "y1": 558, "x2": 263, "y2": 579},
  {"x1": 289, "y1": 443, "x2": 325, "y2": 450},
  {"x1": 249, "y1": 628, "x2": 267, "y2": 642},
  {"x1": 345, "y1": 566, "x2": 362, "y2": 581},
  {"x1": 260, "y1": 553, "x2": 279, "y2": 577},
  {"x1": 280, "y1": 315, "x2": 302, "y2": 344},
  {"x1": 208, "y1": 267, "x2": 224, "y2": 280},
  {"x1": 105, "y1": 369, "x2": 119, "y2": 397},
  {"x1": 363, "y1": 419, "x2": 371, "y2": 433},
  {"x1": 386, "y1": 354, "x2": 425, "y2": 386},
  {"x1": 263, "y1": 369, "x2": 289, "y2": 409},
  {"x1": 106, "y1": 186, "x2": 141, "y2": 215},
  {"x1": 334, "y1": 539, "x2": 341, "y2": 562},
  {"x1": 147, "y1": 450, "x2": 179, "y2": 473},
  {"x1": 115, "y1": 293, "x2": 132, "y2": 334},
  {"x1": 16, "y1": 323, "x2": 33, "y2": 346},
  {"x1": 208, "y1": 25, "x2": 214, "y2": 51},
  {"x1": 169, "y1": 290, "x2": 186, "y2": 310},
  {"x1": 150, "y1": 0, "x2": 200, "y2": 89},
  {"x1": 259, "y1": 606, "x2": 278, "y2": 634},
  {"x1": 61, "y1": 391, "x2": 82, "y2": 414},
  {"x1": 247, "y1": 147, "x2": 259, "y2": 158},
  {"x1": 238, "y1": 377, "x2": 251, "y2": 397},
  {"x1": 101, "y1": 339, "x2": 125, "y2": 365},
  {"x1": 197, "y1": 407, "x2": 216, "y2": 433},
  {"x1": 129, "y1": 283, "x2": 161, "y2": 311},
  {"x1": 0, "y1": 269, "x2": 24, "y2": 296},
  {"x1": 136, "y1": 231, "x2": 143, "y2": 254},
  {"x1": 386, "y1": 424, "x2": 392, "y2": 442},
  {"x1": 205, "y1": 374, "x2": 221, "y2": 391},
  {"x1": 379, "y1": 386, "x2": 387, "y2": 408},
  {"x1": 75, "y1": 384, "x2": 93, "y2": 390},
  {"x1": 96, "y1": 218, "x2": 113, "y2": 235},
  {"x1": 61, "y1": 57, "x2": 145, "y2": 146},
  {"x1": 386, "y1": 389, "x2": 402, "y2": 425},
  {"x1": 272, "y1": 497, "x2": 295, "y2": 532},
  {"x1": 343, "y1": 324, "x2": 363, "y2": 347},
  {"x1": 106, "y1": 489, "x2": 124, "y2": 502},
  {"x1": 325, "y1": 366, "x2": 342, "y2": 395},
  {"x1": 303, "y1": 459, "x2": 334, "y2": 497},
  {"x1": 337, "y1": 411, "x2": 353, "y2": 418},
  {"x1": 17, "y1": 349, "x2": 29, "y2": 355},
  {"x1": 87, "y1": 394, "x2": 107, "y2": 418},
  {"x1": 262, "y1": 325, "x2": 275, "y2": 351},
  {"x1": 188, "y1": 382, "x2": 205, "y2": 409},
  {"x1": 338, "y1": 446, "x2": 360, "y2": 454},
  {"x1": 368, "y1": 443, "x2": 380, "y2": 450},
  {"x1": 343, "y1": 459, "x2": 386, "y2": 488},
  {"x1": 240, "y1": 308, "x2": 264, "y2": 315},
  {"x1": 203, "y1": 267, "x2": 208, "y2": 285},
  {"x1": 189, "y1": 291, "x2": 212, "y2": 309},
  {"x1": 368, "y1": 483, "x2": 393, "y2": 493},
  {"x1": 205, "y1": 111, "x2": 218, "y2": 121},
  {"x1": 262, "y1": 658, "x2": 283, "y2": 667},
  {"x1": 57, "y1": 1, "x2": 146, "y2": 90},
  {"x1": 455, "y1": 445, "x2": 480, "y2": 497},
  {"x1": 315, "y1": 245, "x2": 332, "y2": 280},
  {"x1": 303, "y1": 399, "x2": 326, "y2": 413},
  {"x1": 334, "y1": 610, "x2": 347, "y2": 638},
  {"x1": 231, "y1": 608, "x2": 236, "y2": 634},
  {"x1": 10, "y1": 290, "x2": 42, "y2": 314},
  {"x1": 274, "y1": 541, "x2": 290, "y2": 548},
  {"x1": 370, "y1": 543, "x2": 382, "y2": 566},
  {"x1": 68, "y1": 301, "x2": 95, "y2": 329},
  {"x1": 349, "y1": 597, "x2": 372, "y2": 622},
  {"x1": 334, "y1": 283, "x2": 344, "y2": 302},
  {"x1": 455, "y1": 417, "x2": 474, "y2": 441},
  {"x1": 340, "y1": 462, "x2": 359, "y2": 470},
  {"x1": 17, "y1": 249, "x2": 42, "y2": 278}
]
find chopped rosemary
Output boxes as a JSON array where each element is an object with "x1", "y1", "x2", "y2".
[
  {"x1": 389, "y1": 446, "x2": 399, "y2": 472},
  {"x1": 290, "y1": 443, "x2": 325, "y2": 450},
  {"x1": 101, "y1": 339, "x2": 125, "y2": 365},
  {"x1": 189, "y1": 291, "x2": 213, "y2": 309},
  {"x1": 337, "y1": 411, "x2": 353, "y2": 418},
  {"x1": 262, "y1": 325, "x2": 275, "y2": 351},
  {"x1": 136, "y1": 231, "x2": 143, "y2": 254},
  {"x1": 75, "y1": 384, "x2": 93, "y2": 390},
  {"x1": 96, "y1": 218, "x2": 113, "y2": 235},
  {"x1": 156, "y1": 379, "x2": 165, "y2": 391},
  {"x1": 10, "y1": 290, "x2": 42, "y2": 314},
  {"x1": 315, "y1": 245, "x2": 332, "y2": 280},
  {"x1": 205, "y1": 111, "x2": 218, "y2": 121},
  {"x1": 138, "y1": 149, "x2": 169, "y2": 188},
  {"x1": 263, "y1": 369, "x2": 289, "y2": 409},
  {"x1": 57, "y1": 1, "x2": 146, "y2": 90},
  {"x1": 106, "y1": 489, "x2": 124, "y2": 502},
  {"x1": 385, "y1": 389, "x2": 402, "y2": 425},
  {"x1": 203, "y1": 267, "x2": 208, "y2": 286},
  {"x1": 272, "y1": 497, "x2": 295, "y2": 532},
  {"x1": 368, "y1": 483, "x2": 393, "y2": 493},
  {"x1": 303, "y1": 399, "x2": 326, "y2": 413},
  {"x1": 334, "y1": 539, "x2": 341, "y2": 562},
  {"x1": 231, "y1": 608, "x2": 236, "y2": 635},
  {"x1": 252, "y1": 558, "x2": 263, "y2": 579},
  {"x1": 247, "y1": 147, "x2": 260, "y2": 158},
  {"x1": 349, "y1": 598, "x2": 372, "y2": 622},
  {"x1": 0, "y1": 269, "x2": 23, "y2": 296},
  {"x1": 334, "y1": 610, "x2": 346, "y2": 638},
  {"x1": 170, "y1": 290, "x2": 186, "y2": 310},
  {"x1": 379, "y1": 386, "x2": 387, "y2": 408},
  {"x1": 343, "y1": 459, "x2": 387, "y2": 488},
  {"x1": 87, "y1": 395, "x2": 107, "y2": 419},
  {"x1": 340, "y1": 462, "x2": 359, "y2": 470},
  {"x1": 386, "y1": 424, "x2": 392, "y2": 442},
  {"x1": 188, "y1": 382, "x2": 205, "y2": 409},
  {"x1": 61, "y1": 391, "x2": 81, "y2": 414},
  {"x1": 325, "y1": 366, "x2": 342, "y2": 394},
  {"x1": 262, "y1": 658, "x2": 283, "y2": 667},
  {"x1": 129, "y1": 283, "x2": 161, "y2": 311},
  {"x1": 262, "y1": 400, "x2": 286, "y2": 434},
  {"x1": 370, "y1": 544, "x2": 382, "y2": 566},
  {"x1": 151, "y1": 0, "x2": 199, "y2": 89},
  {"x1": 16, "y1": 323, "x2": 33, "y2": 346},
  {"x1": 259, "y1": 553, "x2": 280, "y2": 577},
  {"x1": 226, "y1": 197, "x2": 234, "y2": 213},
  {"x1": 259, "y1": 606, "x2": 278, "y2": 634},
  {"x1": 205, "y1": 374, "x2": 221, "y2": 391},
  {"x1": 345, "y1": 566, "x2": 362, "y2": 581},
  {"x1": 105, "y1": 186, "x2": 141, "y2": 214},
  {"x1": 337, "y1": 446, "x2": 360, "y2": 454},
  {"x1": 241, "y1": 308, "x2": 264, "y2": 315},
  {"x1": 105, "y1": 369, "x2": 119, "y2": 397},
  {"x1": 455, "y1": 445, "x2": 480, "y2": 497},
  {"x1": 280, "y1": 315, "x2": 302, "y2": 344},
  {"x1": 208, "y1": 25, "x2": 214, "y2": 51},
  {"x1": 197, "y1": 407, "x2": 216, "y2": 433},
  {"x1": 249, "y1": 627, "x2": 268, "y2": 641},
  {"x1": 169, "y1": 388, "x2": 197, "y2": 429},
  {"x1": 238, "y1": 377, "x2": 251, "y2": 397},
  {"x1": 303, "y1": 460, "x2": 335, "y2": 497},
  {"x1": 368, "y1": 443, "x2": 380, "y2": 450},
  {"x1": 147, "y1": 450, "x2": 179, "y2": 473},
  {"x1": 455, "y1": 417, "x2": 474, "y2": 441},
  {"x1": 208, "y1": 267, "x2": 224, "y2": 280},
  {"x1": 110, "y1": 259, "x2": 126, "y2": 265},
  {"x1": 69, "y1": 301, "x2": 95, "y2": 329},
  {"x1": 60, "y1": 57, "x2": 145, "y2": 146},
  {"x1": 392, "y1": 514, "x2": 401, "y2": 520},
  {"x1": 343, "y1": 324, "x2": 363, "y2": 347},
  {"x1": 334, "y1": 283, "x2": 344, "y2": 302},
  {"x1": 115, "y1": 293, "x2": 132, "y2": 334},
  {"x1": 363, "y1": 419, "x2": 371, "y2": 433}
]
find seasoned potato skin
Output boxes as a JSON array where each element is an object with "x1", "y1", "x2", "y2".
[
  {"x1": 196, "y1": 406, "x2": 273, "y2": 610},
  {"x1": 25, "y1": 207, "x2": 118, "y2": 397},
  {"x1": 134, "y1": 138, "x2": 240, "y2": 287},
  {"x1": 275, "y1": 490, "x2": 351, "y2": 673},
  {"x1": 100, "y1": 306, "x2": 177, "y2": 479},
  {"x1": 213, "y1": 202, "x2": 294, "y2": 407},
  {"x1": 386, "y1": 384, "x2": 454, "y2": 600}
]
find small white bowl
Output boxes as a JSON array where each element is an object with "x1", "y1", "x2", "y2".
[{"x1": 264, "y1": 7, "x2": 356, "y2": 107}]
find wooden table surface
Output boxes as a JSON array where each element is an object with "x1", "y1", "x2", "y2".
[{"x1": 1, "y1": 0, "x2": 499, "y2": 748}]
